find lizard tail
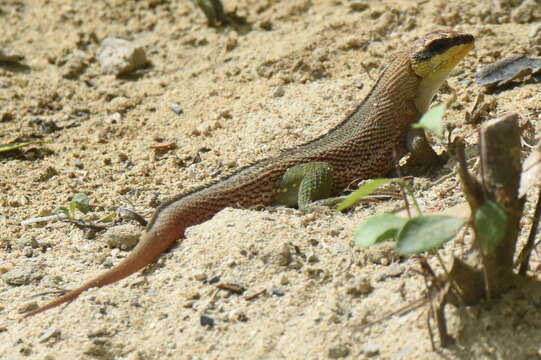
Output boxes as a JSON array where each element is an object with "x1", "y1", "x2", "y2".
[{"x1": 21, "y1": 213, "x2": 190, "y2": 319}]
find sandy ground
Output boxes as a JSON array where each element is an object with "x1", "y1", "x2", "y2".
[{"x1": 1, "y1": 0, "x2": 541, "y2": 359}]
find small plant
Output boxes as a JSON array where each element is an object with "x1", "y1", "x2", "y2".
[
  {"x1": 56, "y1": 193, "x2": 91, "y2": 220},
  {"x1": 348, "y1": 181, "x2": 506, "y2": 257},
  {"x1": 0, "y1": 140, "x2": 44, "y2": 154},
  {"x1": 338, "y1": 103, "x2": 535, "y2": 347}
]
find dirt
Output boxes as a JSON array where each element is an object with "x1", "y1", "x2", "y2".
[{"x1": 1, "y1": 0, "x2": 541, "y2": 359}]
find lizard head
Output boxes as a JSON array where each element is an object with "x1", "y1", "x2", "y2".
[{"x1": 408, "y1": 30, "x2": 475, "y2": 112}]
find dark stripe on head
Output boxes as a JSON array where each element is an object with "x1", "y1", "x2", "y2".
[{"x1": 413, "y1": 34, "x2": 474, "y2": 62}]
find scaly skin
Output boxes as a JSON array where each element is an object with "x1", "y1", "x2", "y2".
[{"x1": 23, "y1": 31, "x2": 474, "y2": 319}]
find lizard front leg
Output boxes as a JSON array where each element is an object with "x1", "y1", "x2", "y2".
[{"x1": 406, "y1": 127, "x2": 446, "y2": 166}]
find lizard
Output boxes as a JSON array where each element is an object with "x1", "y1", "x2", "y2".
[{"x1": 23, "y1": 30, "x2": 474, "y2": 319}]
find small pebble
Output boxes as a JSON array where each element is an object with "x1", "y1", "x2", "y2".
[
  {"x1": 23, "y1": 246, "x2": 34, "y2": 257},
  {"x1": 236, "y1": 312, "x2": 248, "y2": 322},
  {"x1": 3, "y1": 265, "x2": 35, "y2": 286},
  {"x1": 107, "y1": 112, "x2": 122, "y2": 124},
  {"x1": 305, "y1": 267, "x2": 323, "y2": 279},
  {"x1": 171, "y1": 104, "x2": 184, "y2": 115},
  {"x1": 0, "y1": 111, "x2": 13, "y2": 122},
  {"x1": 228, "y1": 309, "x2": 248, "y2": 322},
  {"x1": 0, "y1": 47, "x2": 24, "y2": 63},
  {"x1": 61, "y1": 51, "x2": 87, "y2": 79},
  {"x1": 273, "y1": 86, "x2": 285, "y2": 97},
  {"x1": 34, "y1": 166, "x2": 58, "y2": 182},
  {"x1": 259, "y1": 19, "x2": 273, "y2": 31},
  {"x1": 18, "y1": 301, "x2": 39, "y2": 314},
  {"x1": 193, "y1": 271, "x2": 208, "y2": 282},
  {"x1": 386, "y1": 263, "x2": 404, "y2": 277},
  {"x1": 289, "y1": 261, "x2": 302, "y2": 270},
  {"x1": 110, "y1": 248, "x2": 121, "y2": 258},
  {"x1": 225, "y1": 33, "x2": 238, "y2": 51},
  {"x1": 307, "y1": 253, "x2": 319, "y2": 263},
  {"x1": 108, "y1": 96, "x2": 133, "y2": 114},
  {"x1": 328, "y1": 344, "x2": 350, "y2": 358},
  {"x1": 38, "y1": 328, "x2": 61, "y2": 343},
  {"x1": 346, "y1": 278, "x2": 373, "y2": 297},
  {"x1": 364, "y1": 343, "x2": 380, "y2": 357},
  {"x1": 84, "y1": 228, "x2": 98, "y2": 240},
  {"x1": 200, "y1": 314, "x2": 215, "y2": 328},
  {"x1": 102, "y1": 256, "x2": 114, "y2": 268},
  {"x1": 129, "y1": 277, "x2": 146, "y2": 288},
  {"x1": 19, "y1": 346, "x2": 32, "y2": 356},
  {"x1": 195, "y1": 120, "x2": 221, "y2": 136},
  {"x1": 117, "y1": 152, "x2": 129, "y2": 162},
  {"x1": 350, "y1": 2, "x2": 369, "y2": 12},
  {"x1": 338, "y1": 36, "x2": 367, "y2": 51},
  {"x1": 40, "y1": 120, "x2": 60, "y2": 134},
  {"x1": 186, "y1": 291, "x2": 201, "y2": 300},
  {"x1": 0, "y1": 265, "x2": 11, "y2": 275},
  {"x1": 87, "y1": 329, "x2": 112, "y2": 338},
  {"x1": 17, "y1": 237, "x2": 39, "y2": 249},
  {"x1": 270, "y1": 287, "x2": 285, "y2": 297},
  {"x1": 98, "y1": 37, "x2": 148, "y2": 76},
  {"x1": 38, "y1": 207, "x2": 53, "y2": 217},
  {"x1": 83, "y1": 340, "x2": 113, "y2": 358},
  {"x1": 8, "y1": 194, "x2": 28, "y2": 207},
  {"x1": 261, "y1": 243, "x2": 292, "y2": 266}
]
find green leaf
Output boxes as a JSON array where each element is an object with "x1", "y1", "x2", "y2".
[
  {"x1": 0, "y1": 140, "x2": 44, "y2": 153},
  {"x1": 354, "y1": 214, "x2": 408, "y2": 248},
  {"x1": 474, "y1": 201, "x2": 507, "y2": 253},
  {"x1": 413, "y1": 104, "x2": 445, "y2": 138},
  {"x1": 336, "y1": 178, "x2": 393, "y2": 212},
  {"x1": 395, "y1": 215, "x2": 464, "y2": 255},
  {"x1": 55, "y1": 206, "x2": 71, "y2": 218},
  {"x1": 97, "y1": 212, "x2": 116, "y2": 223},
  {"x1": 71, "y1": 193, "x2": 91, "y2": 214},
  {"x1": 68, "y1": 201, "x2": 77, "y2": 218}
]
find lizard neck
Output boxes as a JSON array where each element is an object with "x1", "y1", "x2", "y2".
[
  {"x1": 414, "y1": 71, "x2": 449, "y2": 113},
  {"x1": 323, "y1": 53, "x2": 422, "y2": 143}
]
